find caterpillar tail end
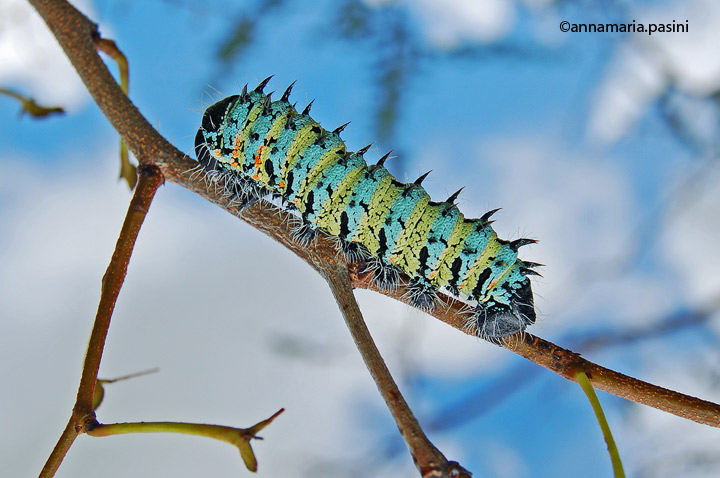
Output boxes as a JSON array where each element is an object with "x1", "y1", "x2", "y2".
[{"x1": 473, "y1": 279, "x2": 536, "y2": 340}]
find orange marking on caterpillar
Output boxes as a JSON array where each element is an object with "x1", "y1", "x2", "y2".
[
  {"x1": 254, "y1": 145, "x2": 264, "y2": 170},
  {"x1": 232, "y1": 134, "x2": 242, "y2": 159}
]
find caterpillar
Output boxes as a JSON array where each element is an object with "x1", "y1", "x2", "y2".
[{"x1": 194, "y1": 78, "x2": 539, "y2": 339}]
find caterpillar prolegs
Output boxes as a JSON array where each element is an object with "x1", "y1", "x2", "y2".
[{"x1": 194, "y1": 78, "x2": 539, "y2": 339}]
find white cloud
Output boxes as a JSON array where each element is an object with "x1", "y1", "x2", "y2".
[
  {"x1": 623, "y1": 353, "x2": 720, "y2": 477},
  {"x1": 364, "y1": 0, "x2": 517, "y2": 48},
  {"x1": 411, "y1": 0, "x2": 515, "y2": 47},
  {"x1": 645, "y1": 0, "x2": 720, "y2": 96},
  {"x1": 364, "y1": 0, "x2": 566, "y2": 49},
  {"x1": 0, "y1": 0, "x2": 99, "y2": 109},
  {"x1": 661, "y1": 164, "x2": 720, "y2": 306},
  {"x1": 588, "y1": 45, "x2": 666, "y2": 143},
  {"x1": 589, "y1": 0, "x2": 720, "y2": 143}
]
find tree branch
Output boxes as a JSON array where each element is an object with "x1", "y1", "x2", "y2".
[
  {"x1": 39, "y1": 165, "x2": 164, "y2": 477},
  {"x1": 323, "y1": 259, "x2": 471, "y2": 477},
  {"x1": 380, "y1": 273, "x2": 720, "y2": 427},
  {"x1": 29, "y1": 0, "x2": 720, "y2": 442}
]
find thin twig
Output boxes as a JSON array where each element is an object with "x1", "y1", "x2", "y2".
[
  {"x1": 94, "y1": 37, "x2": 135, "y2": 188},
  {"x1": 93, "y1": 367, "x2": 160, "y2": 409},
  {"x1": 76, "y1": 165, "x2": 163, "y2": 413},
  {"x1": 323, "y1": 261, "x2": 471, "y2": 477},
  {"x1": 576, "y1": 372, "x2": 625, "y2": 478},
  {"x1": 86, "y1": 409, "x2": 285, "y2": 473},
  {"x1": 0, "y1": 86, "x2": 65, "y2": 117},
  {"x1": 39, "y1": 165, "x2": 164, "y2": 478},
  {"x1": 99, "y1": 367, "x2": 159, "y2": 384}
]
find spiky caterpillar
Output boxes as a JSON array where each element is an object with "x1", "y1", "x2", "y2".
[{"x1": 194, "y1": 78, "x2": 539, "y2": 339}]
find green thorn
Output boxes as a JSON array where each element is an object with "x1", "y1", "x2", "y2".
[{"x1": 93, "y1": 368, "x2": 159, "y2": 410}]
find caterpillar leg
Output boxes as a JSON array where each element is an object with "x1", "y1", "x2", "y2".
[
  {"x1": 364, "y1": 258, "x2": 402, "y2": 291},
  {"x1": 469, "y1": 277, "x2": 536, "y2": 340},
  {"x1": 194, "y1": 133, "x2": 266, "y2": 211},
  {"x1": 291, "y1": 222, "x2": 318, "y2": 246},
  {"x1": 471, "y1": 304, "x2": 526, "y2": 340},
  {"x1": 211, "y1": 170, "x2": 266, "y2": 211},
  {"x1": 405, "y1": 278, "x2": 438, "y2": 311},
  {"x1": 337, "y1": 240, "x2": 371, "y2": 263}
]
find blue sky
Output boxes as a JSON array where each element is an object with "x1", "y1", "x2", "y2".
[{"x1": 2, "y1": 0, "x2": 719, "y2": 477}]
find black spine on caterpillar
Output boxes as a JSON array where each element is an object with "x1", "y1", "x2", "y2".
[{"x1": 195, "y1": 79, "x2": 538, "y2": 339}]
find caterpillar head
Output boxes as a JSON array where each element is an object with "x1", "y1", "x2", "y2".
[
  {"x1": 194, "y1": 95, "x2": 241, "y2": 171},
  {"x1": 474, "y1": 278, "x2": 535, "y2": 339}
]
